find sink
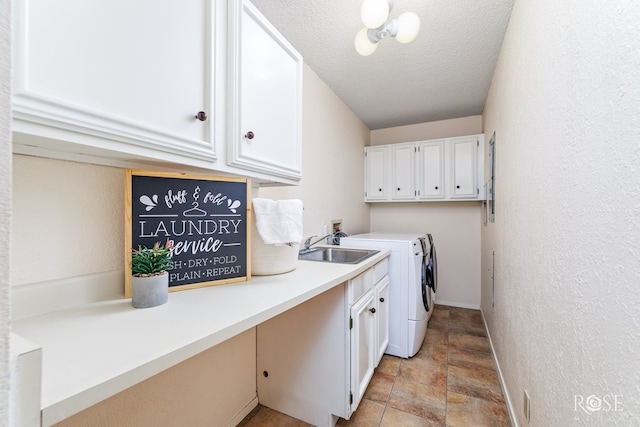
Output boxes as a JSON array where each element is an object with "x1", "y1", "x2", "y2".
[{"x1": 298, "y1": 247, "x2": 379, "y2": 264}]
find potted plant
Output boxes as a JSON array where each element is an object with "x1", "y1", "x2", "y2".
[{"x1": 130, "y1": 240, "x2": 172, "y2": 308}]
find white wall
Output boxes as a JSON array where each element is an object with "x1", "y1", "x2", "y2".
[
  {"x1": 369, "y1": 116, "x2": 483, "y2": 308},
  {"x1": 482, "y1": 1, "x2": 640, "y2": 426},
  {"x1": 259, "y1": 64, "x2": 371, "y2": 237},
  {"x1": 12, "y1": 156, "x2": 124, "y2": 285},
  {"x1": 0, "y1": 0, "x2": 11, "y2": 423}
]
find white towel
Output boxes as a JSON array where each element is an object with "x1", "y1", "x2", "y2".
[{"x1": 252, "y1": 198, "x2": 303, "y2": 245}]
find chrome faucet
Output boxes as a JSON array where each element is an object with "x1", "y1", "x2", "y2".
[{"x1": 300, "y1": 234, "x2": 333, "y2": 253}]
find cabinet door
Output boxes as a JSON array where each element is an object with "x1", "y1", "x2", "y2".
[
  {"x1": 449, "y1": 137, "x2": 478, "y2": 199},
  {"x1": 228, "y1": 0, "x2": 303, "y2": 181},
  {"x1": 417, "y1": 141, "x2": 445, "y2": 199},
  {"x1": 12, "y1": 0, "x2": 215, "y2": 162},
  {"x1": 374, "y1": 276, "x2": 390, "y2": 365},
  {"x1": 365, "y1": 147, "x2": 388, "y2": 201},
  {"x1": 391, "y1": 144, "x2": 416, "y2": 200},
  {"x1": 350, "y1": 290, "x2": 376, "y2": 411}
]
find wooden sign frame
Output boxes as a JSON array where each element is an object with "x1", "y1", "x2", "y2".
[{"x1": 125, "y1": 170, "x2": 251, "y2": 297}]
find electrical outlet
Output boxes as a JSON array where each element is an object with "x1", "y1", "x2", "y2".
[
  {"x1": 331, "y1": 219, "x2": 342, "y2": 233},
  {"x1": 523, "y1": 390, "x2": 531, "y2": 423}
]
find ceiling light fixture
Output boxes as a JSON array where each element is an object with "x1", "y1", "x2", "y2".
[{"x1": 354, "y1": 0, "x2": 421, "y2": 56}]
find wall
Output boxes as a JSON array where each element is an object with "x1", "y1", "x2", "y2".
[
  {"x1": 481, "y1": 1, "x2": 640, "y2": 426},
  {"x1": 12, "y1": 156, "x2": 123, "y2": 285},
  {"x1": 54, "y1": 329, "x2": 256, "y2": 427},
  {"x1": 370, "y1": 116, "x2": 482, "y2": 146},
  {"x1": 369, "y1": 116, "x2": 483, "y2": 308},
  {"x1": 11, "y1": 63, "x2": 370, "y2": 425},
  {"x1": 0, "y1": 0, "x2": 11, "y2": 423},
  {"x1": 259, "y1": 64, "x2": 371, "y2": 237}
]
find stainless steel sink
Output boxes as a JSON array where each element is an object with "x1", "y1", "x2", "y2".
[{"x1": 298, "y1": 247, "x2": 379, "y2": 264}]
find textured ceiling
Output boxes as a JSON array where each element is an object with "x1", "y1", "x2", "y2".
[{"x1": 250, "y1": 0, "x2": 515, "y2": 130}]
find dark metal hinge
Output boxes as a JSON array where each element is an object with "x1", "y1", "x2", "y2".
[
  {"x1": 350, "y1": 392, "x2": 353, "y2": 404},
  {"x1": 349, "y1": 317, "x2": 353, "y2": 329}
]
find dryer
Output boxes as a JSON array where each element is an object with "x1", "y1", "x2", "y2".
[{"x1": 341, "y1": 232, "x2": 436, "y2": 358}]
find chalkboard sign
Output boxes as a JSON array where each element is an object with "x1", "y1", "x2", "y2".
[{"x1": 125, "y1": 170, "x2": 251, "y2": 296}]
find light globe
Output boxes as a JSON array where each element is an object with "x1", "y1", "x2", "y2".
[
  {"x1": 355, "y1": 28, "x2": 378, "y2": 56},
  {"x1": 396, "y1": 12, "x2": 421, "y2": 43},
  {"x1": 361, "y1": 0, "x2": 389, "y2": 29}
]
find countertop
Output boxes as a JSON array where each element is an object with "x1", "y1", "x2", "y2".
[{"x1": 12, "y1": 249, "x2": 390, "y2": 426}]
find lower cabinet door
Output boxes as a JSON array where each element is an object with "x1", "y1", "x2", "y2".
[
  {"x1": 375, "y1": 276, "x2": 390, "y2": 365},
  {"x1": 350, "y1": 289, "x2": 376, "y2": 411}
]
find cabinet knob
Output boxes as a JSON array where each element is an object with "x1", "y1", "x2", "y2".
[
  {"x1": 435, "y1": 186, "x2": 438, "y2": 190},
  {"x1": 369, "y1": 307, "x2": 376, "y2": 314},
  {"x1": 457, "y1": 185, "x2": 460, "y2": 189},
  {"x1": 245, "y1": 131, "x2": 255, "y2": 140},
  {"x1": 397, "y1": 187, "x2": 401, "y2": 191},
  {"x1": 379, "y1": 297, "x2": 385, "y2": 303},
  {"x1": 194, "y1": 111, "x2": 207, "y2": 121},
  {"x1": 378, "y1": 188, "x2": 382, "y2": 192}
]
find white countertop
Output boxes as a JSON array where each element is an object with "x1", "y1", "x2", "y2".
[{"x1": 12, "y1": 250, "x2": 389, "y2": 426}]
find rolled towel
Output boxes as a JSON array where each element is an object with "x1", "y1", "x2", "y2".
[{"x1": 252, "y1": 198, "x2": 303, "y2": 245}]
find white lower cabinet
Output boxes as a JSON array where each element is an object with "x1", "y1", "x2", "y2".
[
  {"x1": 256, "y1": 259, "x2": 389, "y2": 426},
  {"x1": 374, "y1": 276, "x2": 390, "y2": 364},
  {"x1": 350, "y1": 288, "x2": 376, "y2": 410}
]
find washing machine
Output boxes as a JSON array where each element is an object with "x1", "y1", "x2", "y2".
[{"x1": 341, "y1": 232, "x2": 437, "y2": 358}]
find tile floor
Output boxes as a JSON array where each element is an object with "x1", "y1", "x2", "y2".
[{"x1": 240, "y1": 305, "x2": 511, "y2": 427}]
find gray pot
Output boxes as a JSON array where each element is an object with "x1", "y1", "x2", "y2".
[{"x1": 131, "y1": 272, "x2": 169, "y2": 308}]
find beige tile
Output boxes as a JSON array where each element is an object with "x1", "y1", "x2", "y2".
[
  {"x1": 377, "y1": 354, "x2": 401, "y2": 376},
  {"x1": 337, "y1": 398, "x2": 385, "y2": 426},
  {"x1": 387, "y1": 376, "x2": 446, "y2": 424},
  {"x1": 240, "y1": 405, "x2": 312, "y2": 427},
  {"x1": 427, "y1": 319, "x2": 449, "y2": 331},
  {"x1": 446, "y1": 391, "x2": 510, "y2": 427},
  {"x1": 448, "y1": 308, "x2": 483, "y2": 327},
  {"x1": 380, "y1": 406, "x2": 444, "y2": 427},
  {"x1": 363, "y1": 370, "x2": 395, "y2": 403},
  {"x1": 448, "y1": 345, "x2": 496, "y2": 371},
  {"x1": 447, "y1": 364, "x2": 505, "y2": 404},
  {"x1": 448, "y1": 330, "x2": 491, "y2": 354},
  {"x1": 424, "y1": 328, "x2": 448, "y2": 346},
  {"x1": 430, "y1": 307, "x2": 449, "y2": 322},
  {"x1": 399, "y1": 356, "x2": 447, "y2": 389},
  {"x1": 414, "y1": 342, "x2": 448, "y2": 364}
]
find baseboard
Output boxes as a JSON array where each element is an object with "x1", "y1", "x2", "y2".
[
  {"x1": 434, "y1": 299, "x2": 480, "y2": 310},
  {"x1": 481, "y1": 309, "x2": 519, "y2": 427},
  {"x1": 227, "y1": 397, "x2": 259, "y2": 426}
]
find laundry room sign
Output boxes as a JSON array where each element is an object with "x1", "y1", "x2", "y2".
[{"x1": 125, "y1": 170, "x2": 251, "y2": 297}]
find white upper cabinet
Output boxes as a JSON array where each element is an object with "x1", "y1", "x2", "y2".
[
  {"x1": 12, "y1": 0, "x2": 217, "y2": 165},
  {"x1": 12, "y1": 0, "x2": 303, "y2": 185},
  {"x1": 449, "y1": 136, "x2": 478, "y2": 199},
  {"x1": 391, "y1": 143, "x2": 416, "y2": 200},
  {"x1": 227, "y1": 0, "x2": 303, "y2": 181},
  {"x1": 417, "y1": 140, "x2": 445, "y2": 200},
  {"x1": 365, "y1": 134, "x2": 484, "y2": 202},
  {"x1": 365, "y1": 146, "x2": 388, "y2": 201}
]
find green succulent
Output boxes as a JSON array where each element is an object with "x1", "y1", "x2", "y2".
[{"x1": 131, "y1": 241, "x2": 173, "y2": 277}]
